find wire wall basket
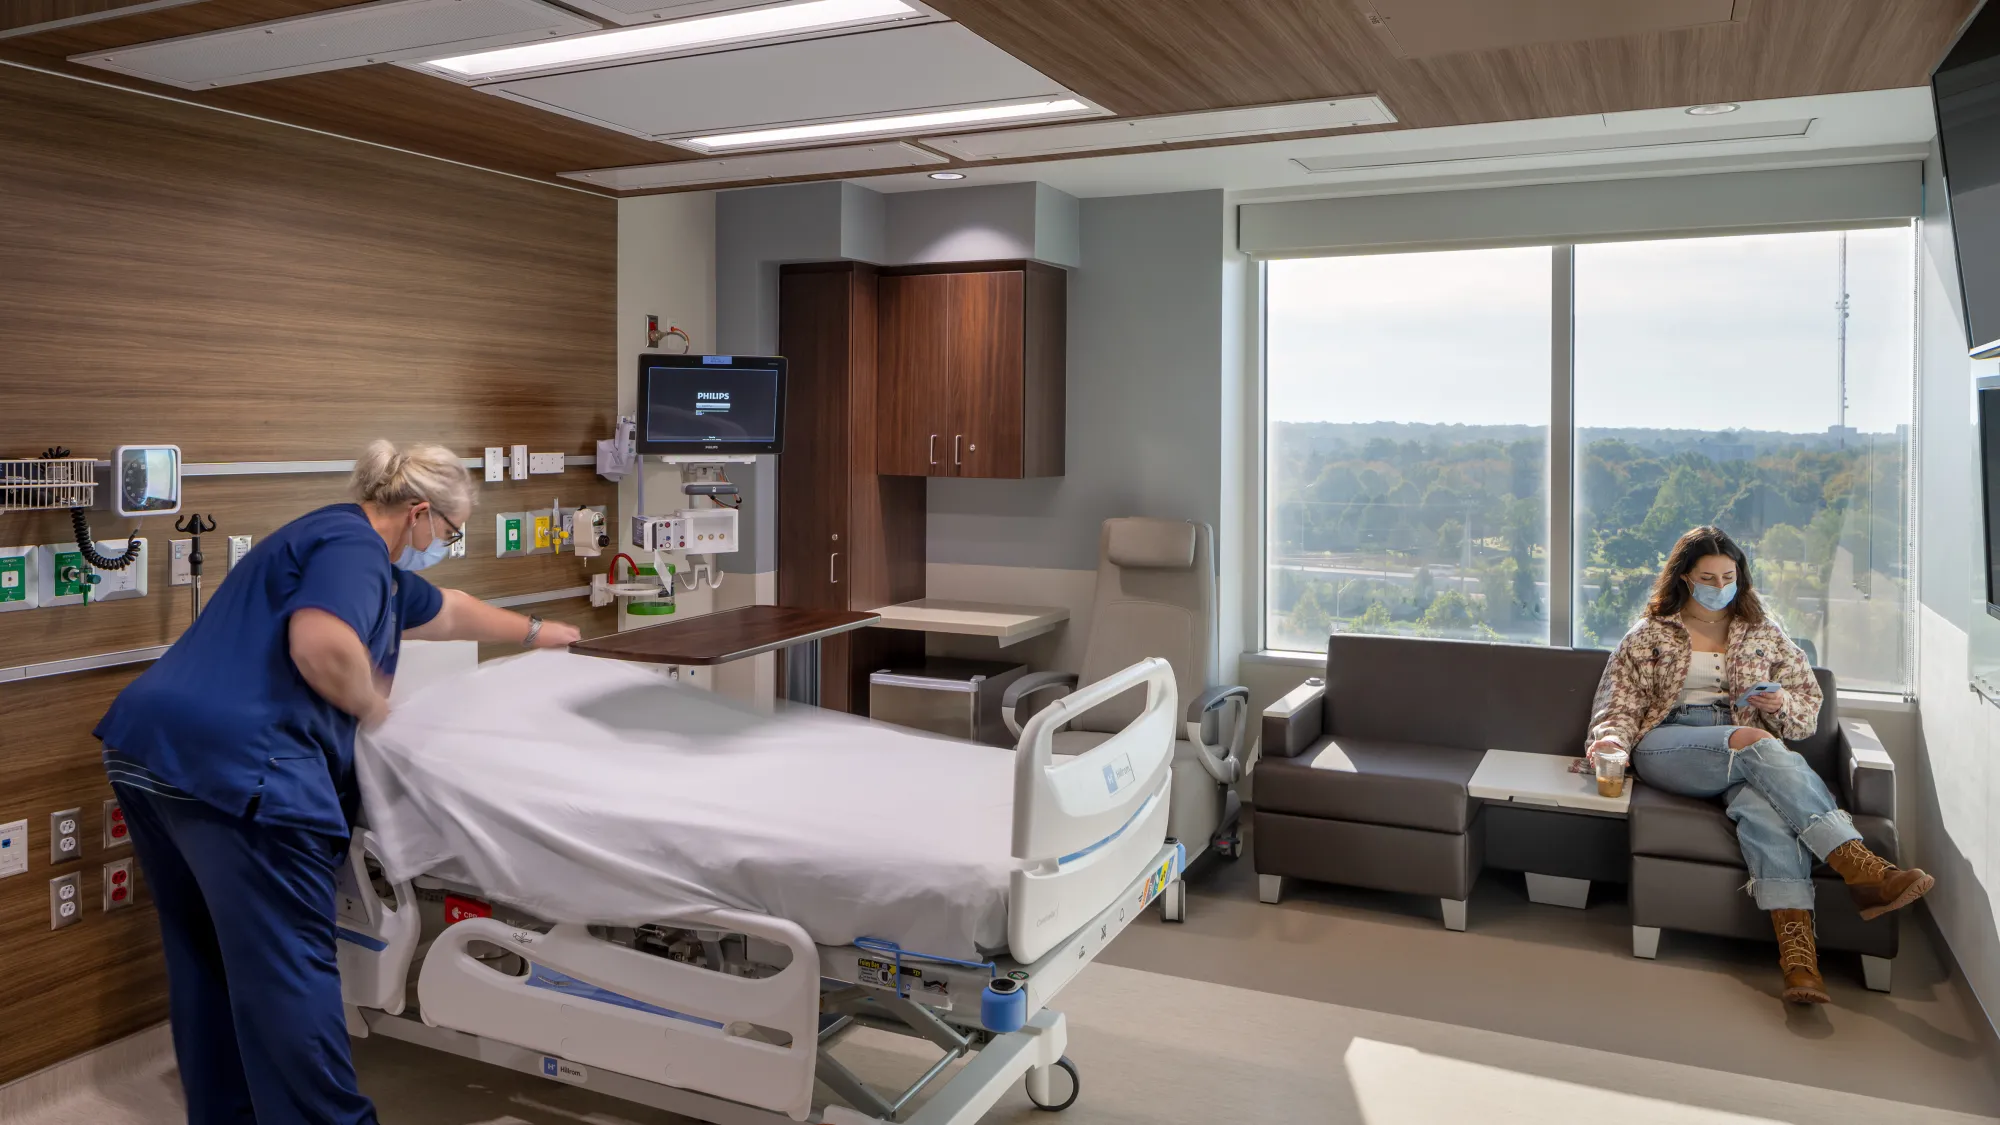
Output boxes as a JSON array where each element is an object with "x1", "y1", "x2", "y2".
[{"x1": 0, "y1": 458, "x2": 98, "y2": 513}]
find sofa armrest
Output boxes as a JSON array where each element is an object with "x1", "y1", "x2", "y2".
[
  {"x1": 1261, "y1": 678, "x2": 1325, "y2": 759},
  {"x1": 1001, "y1": 671, "x2": 1079, "y2": 740},
  {"x1": 1839, "y1": 718, "x2": 1896, "y2": 821}
]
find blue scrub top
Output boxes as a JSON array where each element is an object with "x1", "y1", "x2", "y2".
[{"x1": 96, "y1": 503, "x2": 443, "y2": 837}]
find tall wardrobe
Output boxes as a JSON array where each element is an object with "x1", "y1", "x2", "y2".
[{"x1": 778, "y1": 259, "x2": 1067, "y2": 713}]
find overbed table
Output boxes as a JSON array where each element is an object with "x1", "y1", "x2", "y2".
[{"x1": 569, "y1": 605, "x2": 879, "y2": 705}]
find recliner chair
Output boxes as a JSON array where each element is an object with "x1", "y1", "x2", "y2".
[{"x1": 1001, "y1": 518, "x2": 1250, "y2": 921}]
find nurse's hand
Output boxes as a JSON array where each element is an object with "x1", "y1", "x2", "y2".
[
  {"x1": 533, "y1": 621, "x2": 582, "y2": 649},
  {"x1": 360, "y1": 695, "x2": 391, "y2": 731}
]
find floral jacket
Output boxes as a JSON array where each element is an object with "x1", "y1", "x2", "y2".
[{"x1": 1587, "y1": 612, "x2": 1822, "y2": 751}]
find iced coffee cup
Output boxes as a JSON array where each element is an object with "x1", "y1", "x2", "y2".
[{"x1": 1594, "y1": 747, "x2": 1629, "y2": 798}]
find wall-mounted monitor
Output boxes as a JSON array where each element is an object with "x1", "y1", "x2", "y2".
[
  {"x1": 635, "y1": 353, "x2": 786, "y2": 456},
  {"x1": 1934, "y1": 2, "x2": 2000, "y2": 356}
]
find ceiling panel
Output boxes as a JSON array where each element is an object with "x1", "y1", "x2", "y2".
[
  {"x1": 564, "y1": 139, "x2": 944, "y2": 188},
  {"x1": 489, "y1": 22, "x2": 1072, "y2": 139},
  {"x1": 1354, "y1": 0, "x2": 1745, "y2": 60},
  {"x1": 69, "y1": 0, "x2": 596, "y2": 90},
  {"x1": 923, "y1": 96, "x2": 1395, "y2": 161}
]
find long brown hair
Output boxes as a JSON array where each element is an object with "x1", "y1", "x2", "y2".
[{"x1": 1645, "y1": 526, "x2": 1766, "y2": 624}]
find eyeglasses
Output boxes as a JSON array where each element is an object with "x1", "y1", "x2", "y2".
[{"x1": 427, "y1": 508, "x2": 466, "y2": 547}]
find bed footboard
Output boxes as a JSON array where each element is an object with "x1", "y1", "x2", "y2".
[{"x1": 1008, "y1": 657, "x2": 1177, "y2": 963}]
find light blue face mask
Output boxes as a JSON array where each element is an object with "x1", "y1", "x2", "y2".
[
  {"x1": 1688, "y1": 579, "x2": 1737, "y2": 612},
  {"x1": 394, "y1": 513, "x2": 452, "y2": 573}
]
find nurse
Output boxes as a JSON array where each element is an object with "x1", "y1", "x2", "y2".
[{"x1": 94, "y1": 440, "x2": 581, "y2": 1125}]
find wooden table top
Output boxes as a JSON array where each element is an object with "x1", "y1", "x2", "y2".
[{"x1": 569, "y1": 605, "x2": 880, "y2": 666}]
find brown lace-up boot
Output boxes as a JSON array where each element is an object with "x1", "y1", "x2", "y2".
[
  {"x1": 1772, "y1": 909, "x2": 1829, "y2": 1005},
  {"x1": 1825, "y1": 840, "x2": 1935, "y2": 921}
]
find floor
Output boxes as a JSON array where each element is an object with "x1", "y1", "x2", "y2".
[{"x1": 13, "y1": 852, "x2": 2000, "y2": 1124}]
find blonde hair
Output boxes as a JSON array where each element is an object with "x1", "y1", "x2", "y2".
[{"x1": 349, "y1": 440, "x2": 475, "y2": 520}]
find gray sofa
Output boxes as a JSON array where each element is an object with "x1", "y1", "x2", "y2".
[{"x1": 1255, "y1": 634, "x2": 1902, "y2": 988}]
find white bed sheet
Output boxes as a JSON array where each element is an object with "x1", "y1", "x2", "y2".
[{"x1": 355, "y1": 650, "x2": 1018, "y2": 960}]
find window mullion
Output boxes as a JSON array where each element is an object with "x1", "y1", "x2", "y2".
[{"x1": 1550, "y1": 245, "x2": 1577, "y2": 649}]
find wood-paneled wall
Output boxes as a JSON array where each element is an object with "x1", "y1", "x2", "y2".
[{"x1": 0, "y1": 62, "x2": 618, "y2": 1085}]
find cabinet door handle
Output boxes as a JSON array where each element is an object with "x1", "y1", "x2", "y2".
[
  {"x1": 830, "y1": 552, "x2": 840, "y2": 584},
  {"x1": 928, "y1": 434, "x2": 938, "y2": 466},
  {"x1": 954, "y1": 435, "x2": 963, "y2": 466}
]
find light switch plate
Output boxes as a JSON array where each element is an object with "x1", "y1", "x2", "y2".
[
  {"x1": 49, "y1": 807, "x2": 81, "y2": 865},
  {"x1": 484, "y1": 446, "x2": 506, "y2": 483},
  {"x1": 510, "y1": 444, "x2": 530, "y2": 482},
  {"x1": 0, "y1": 819, "x2": 27, "y2": 878},
  {"x1": 50, "y1": 872, "x2": 82, "y2": 930},
  {"x1": 169, "y1": 539, "x2": 193, "y2": 586}
]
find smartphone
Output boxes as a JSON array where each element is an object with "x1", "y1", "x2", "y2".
[{"x1": 1735, "y1": 681, "x2": 1783, "y2": 708}]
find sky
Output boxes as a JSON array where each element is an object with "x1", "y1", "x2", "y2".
[{"x1": 1265, "y1": 225, "x2": 1917, "y2": 435}]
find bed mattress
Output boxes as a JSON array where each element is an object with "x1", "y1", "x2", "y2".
[{"x1": 355, "y1": 650, "x2": 1017, "y2": 960}]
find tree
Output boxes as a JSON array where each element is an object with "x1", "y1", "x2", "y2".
[
  {"x1": 1412, "y1": 565, "x2": 1436, "y2": 614},
  {"x1": 1352, "y1": 600, "x2": 1393, "y2": 634},
  {"x1": 1421, "y1": 589, "x2": 1476, "y2": 634},
  {"x1": 1286, "y1": 584, "x2": 1331, "y2": 642},
  {"x1": 1758, "y1": 523, "x2": 1807, "y2": 565}
]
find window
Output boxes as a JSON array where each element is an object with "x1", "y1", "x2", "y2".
[
  {"x1": 1265, "y1": 225, "x2": 1917, "y2": 695},
  {"x1": 1573, "y1": 229, "x2": 1915, "y2": 693},
  {"x1": 1266, "y1": 247, "x2": 1551, "y2": 649}
]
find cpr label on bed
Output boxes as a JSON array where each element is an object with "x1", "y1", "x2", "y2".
[{"x1": 541, "y1": 1057, "x2": 588, "y2": 1085}]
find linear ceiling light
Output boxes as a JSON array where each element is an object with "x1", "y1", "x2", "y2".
[
  {"x1": 422, "y1": 0, "x2": 919, "y2": 80},
  {"x1": 677, "y1": 98, "x2": 1093, "y2": 152}
]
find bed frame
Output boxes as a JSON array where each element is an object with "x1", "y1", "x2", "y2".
[{"x1": 337, "y1": 657, "x2": 1183, "y2": 1124}]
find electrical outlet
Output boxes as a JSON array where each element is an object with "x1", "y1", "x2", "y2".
[
  {"x1": 49, "y1": 808, "x2": 81, "y2": 865},
  {"x1": 227, "y1": 535, "x2": 253, "y2": 570},
  {"x1": 103, "y1": 798, "x2": 129, "y2": 849},
  {"x1": 528, "y1": 452, "x2": 565, "y2": 475},
  {"x1": 0, "y1": 819, "x2": 27, "y2": 879},
  {"x1": 169, "y1": 539, "x2": 193, "y2": 586},
  {"x1": 484, "y1": 446, "x2": 506, "y2": 484},
  {"x1": 0, "y1": 546, "x2": 36, "y2": 613},
  {"x1": 50, "y1": 872, "x2": 82, "y2": 930},
  {"x1": 102, "y1": 858, "x2": 134, "y2": 911},
  {"x1": 510, "y1": 444, "x2": 530, "y2": 482}
]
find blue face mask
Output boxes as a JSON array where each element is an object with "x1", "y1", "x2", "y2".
[
  {"x1": 1688, "y1": 579, "x2": 1737, "y2": 612},
  {"x1": 394, "y1": 512, "x2": 453, "y2": 573}
]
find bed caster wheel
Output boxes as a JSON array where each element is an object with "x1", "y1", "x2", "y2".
[
  {"x1": 1159, "y1": 879, "x2": 1186, "y2": 923},
  {"x1": 1026, "y1": 1055, "x2": 1079, "y2": 1112},
  {"x1": 1213, "y1": 834, "x2": 1242, "y2": 860}
]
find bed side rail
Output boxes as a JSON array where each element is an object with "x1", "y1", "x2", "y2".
[
  {"x1": 1011, "y1": 656, "x2": 1177, "y2": 865},
  {"x1": 1008, "y1": 657, "x2": 1177, "y2": 963}
]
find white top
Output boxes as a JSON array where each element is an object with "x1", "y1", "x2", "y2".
[
  {"x1": 357, "y1": 651, "x2": 1017, "y2": 959},
  {"x1": 1680, "y1": 650, "x2": 1728, "y2": 706},
  {"x1": 1467, "y1": 748, "x2": 1635, "y2": 816},
  {"x1": 870, "y1": 599, "x2": 1069, "y2": 646}
]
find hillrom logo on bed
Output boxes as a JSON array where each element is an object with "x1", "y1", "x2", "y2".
[
  {"x1": 1102, "y1": 753, "x2": 1136, "y2": 794},
  {"x1": 542, "y1": 1057, "x2": 588, "y2": 1085}
]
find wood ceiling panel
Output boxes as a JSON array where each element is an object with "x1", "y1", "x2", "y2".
[
  {"x1": 0, "y1": 0, "x2": 669, "y2": 187},
  {"x1": 0, "y1": 0, "x2": 1979, "y2": 192},
  {"x1": 924, "y1": 0, "x2": 1978, "y2": 125},
  {"x1": 0, "y1": 0, "x2": 204, "y2": 37}
]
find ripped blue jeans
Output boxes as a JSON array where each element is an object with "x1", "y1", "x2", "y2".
[{"x1": 1633, "y1": 703, "x2": 1861, "y2": 911}]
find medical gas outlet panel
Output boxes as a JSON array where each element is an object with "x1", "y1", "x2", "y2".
[
  {"x1": 632, "y1": 508, "x2": 737, "y2": 554},
  {"x1": 0, "y1": 541, "x2": 150, "y2": 611}
]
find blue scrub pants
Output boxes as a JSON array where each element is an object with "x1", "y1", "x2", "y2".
[{"x1": 113, "y1": 781, "x2": 378, "y2": 1125}]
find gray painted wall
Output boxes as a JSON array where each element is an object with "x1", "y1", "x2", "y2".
[
  {"x1": 927, "y1": 190, "x2": 1229, "y2": 572},
  {"x1": 1921, "y1": 143, "x2": 1976, "y2": 630},
  {"x1": 885, "y1": 182, "x2": 1081, "y2": 267}
]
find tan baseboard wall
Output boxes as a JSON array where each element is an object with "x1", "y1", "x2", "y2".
[{"x1": 0, "y1": 1024, "x2": 171, "y2": 1121}]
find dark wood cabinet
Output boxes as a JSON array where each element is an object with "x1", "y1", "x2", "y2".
[
  {"x1": 876, "y1": 261, "x2": 1066, "y2": 479},
  {"x1": 777, "y1": 262, "x2": 924, "y2": 714}
]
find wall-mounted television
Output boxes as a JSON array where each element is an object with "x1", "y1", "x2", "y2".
[
  {"x1": 1934, "y1": 0, "x2": 2000, "y2": 357},
  {"x1": 1981, "y1": 376, "x2": 2000, "y2": 619},
  {"x1": 635, "y1": 353, "x2": 786, "y2": 456}
]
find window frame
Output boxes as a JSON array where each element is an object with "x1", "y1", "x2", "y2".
[{"x1": 1257, "y1": 222, "x2": 1922, "y2": 695}]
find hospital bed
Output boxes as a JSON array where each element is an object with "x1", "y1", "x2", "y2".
[{"x1": 337, "y1": 648, "x2": 1184, "y2": 1124}]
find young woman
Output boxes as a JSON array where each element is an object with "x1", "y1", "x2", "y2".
[
  {"x1": 95, "y1": 441, "x2": 581, "y2": 1125},
  {"x1": 1587, "y1": 526, "x2": 1931, "y2": 1006}
]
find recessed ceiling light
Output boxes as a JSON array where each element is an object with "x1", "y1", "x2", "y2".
[
  {"x1": 929, "y1": 171, "x2": 966, "y2": 180},
  {"x1": 677, "y1": 99, "x2": 1096, "y2": 153},
  {"x1": 1685, "y1": 103, "x2": 1740, "y2": 116},
  {"x1": 422, "y1": 0, "x2": 920, "y2": 81}
]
